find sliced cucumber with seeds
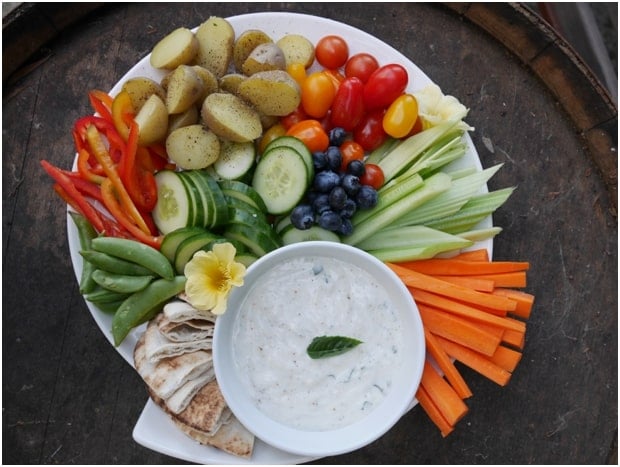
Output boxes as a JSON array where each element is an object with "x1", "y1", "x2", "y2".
[
  {"x1": 224, "y1": 223, "x2": 281, "y2": 257},
  {"x1": 174, "y1": 231, "x2": 223, "y2": 274},
  {"x1": 161, "y1": 226, "x2": 209, "y2": 262},
  {"x1": 152, "y1": 170, "x2": 192, "y2": 235},
  {"x1": 177, "y1": 172, "x2": 205, "y2": 228},
  {"x1": 282, "y1": 225, "x2": 341, "y2": 245},
  {"x1": 185, "y1": 170, "x2": 229, "y2": 228},
  {"x1": 214, "y1": 140, "x2": 256, "y2": 181},
  {"x1": 252, "y1": 146, "x2": 309, "y2": 215},
  {"x1": 263, "y1": 136, "x2": 314, "y2": 184},
  {"x1": 218, "y1": 179, "x2": 268, "y2": 213}
]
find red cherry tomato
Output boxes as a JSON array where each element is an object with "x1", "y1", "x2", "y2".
[
  {"x1": 360, "y1": 163, "x2": 385, "y2": 189},
  {"x1": 340, "y1": 140, "x2": 365, "y2": 172},
  {"x1": 280, "y1": 106, "x2": 308, "y2": 130},
  {"x1": 301, "y1": 71, "x2": 337, "y2": 118},
  {"x1": 315, "y1": 35, "x2": 349, "y2": 69},
  {"x1": 363, "y1": 64, "x2": 408, "y2": 110},
  {"x1": 330, "y1": 77, "x2": 365, "y2": 131},
  {"x1": 353, "y1": 108, "x2": 388, "y2": 151},
  {"x1": 345, "y1": 53, "x2": 379, "y2": 83},
  {"x1": 286, "y1": 119, "x2": 329, "y2": 153}
]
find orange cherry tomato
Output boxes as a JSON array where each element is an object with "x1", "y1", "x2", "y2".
[
  {"x1": 258, "y1": 123, "x2": 287, "y2": 154},
  {"x1": 339, "y1": 140, "x2": 365, "y2": 172},
  {"x1": 382, "y1": 93, "x2": 419, "y2": 138},
  {"x1": 286, "y1": 119, "x2": 329, "y2": 153},
  {"x1": 286, "y1": 63, "x2": 307, "y2": 87},
  {"x1": 321, "y1": 69, "x2": 345, "y2": 92},
  {"x1": 301, "y1": 71, "x2": 336, "y2": 118}
]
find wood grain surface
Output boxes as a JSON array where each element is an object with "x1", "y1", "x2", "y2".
[{"x1": 3, "y1": 3, "x2": 617, "y2": 464}]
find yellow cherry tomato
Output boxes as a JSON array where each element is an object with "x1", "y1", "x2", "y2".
[
  {"x1": 258, "y1": 123, "x2": 287, "y2": 155},
  {"x1": 286, "y1": 63, "x2": 307, "y2": 87},
  {"x1": 382, "y1": 93, "x2": 418, "y2": 139}
]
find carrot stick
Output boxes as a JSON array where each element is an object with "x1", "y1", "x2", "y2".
[
  {"x1": 395, "y1": 258, "x2": 529, "y2": 276},
  {"x1": 411, "y1": 288, "x2": 526, "y2": 333},
  {"x1": 420, "y1": 360, "x2": 469, "y2": 427},
  {"x1": 489, "y1": 345, "x2": 522, "y2": 372},
  {"x1": 492, "y1": 288, "x2": 535, "y2": 319},
  {"x1": 424, "y1": 328, "x2": 473, "y2": 399},
  {"x1": 432, "y1": 275, "x2": 495, "y2": 292},
  {"x1": 416, "y1": 385, "x2": 454, "y2": 437},
  {"x1": 387, "y1": 262, "x2": 517, "y2": 312},
  {"x1": 502, "y1": 328, "x2": 525, "y2": 350},
  {"x1": 435, "y1": 335, "x2": 512, "y2": 386},
  {"x1": 466, "y1": 271, "x2": 527, "y2": 288},
  {"x1": 450, "y1": 248, "x2": 489, "y2": 262},
  {"x1": 418, "y1": 304, "x2": 501, "y2": 356}
]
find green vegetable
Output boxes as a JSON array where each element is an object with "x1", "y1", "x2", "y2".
[
  {"x1": 79, "y1": 250, "x2": 153, "y2": 276},
  {"x1": 91, "y1": 236, "x2": 175, "y2": 280},
  {"x1": 91, "y1": 269, "x2": 155, "y2": 294},
  {"x1": 306, "y1": 335, "x2": 363, "y2": 359},
  {"x1": 112, "y1": 275, "x2": 186, "y2": 346},
  {"x1": 84, "y1": 287, "x2": 131, "y2": 304},
  {"x1": 70, "y1": 211, "x2": 98, "y2": 294}
]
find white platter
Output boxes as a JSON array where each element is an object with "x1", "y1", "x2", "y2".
[{"x1": 66, "y1": 11, "x2": 491, "y2": 465}]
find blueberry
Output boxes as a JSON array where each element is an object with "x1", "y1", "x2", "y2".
[
  {"x1": 313, "y1": 170, "x2": 341, "y2": 193},
  {"x1": 328, "y1": 127, "x2": 347, "y2": 146},
  {"x1": 305, "y1": 189, "x2": 319, "y2": 205},
  {"x1": 318, "y1": 210, "x2": 343, "y2": 232},
  {"x1": 312, "y1": 151, "x2": 328, "y2": 171},
  {"x1": 290, "y1": 204, "x2": 315, "y2": 230},
  {"x1": 328, "y1": 186, "x2": 348, "y2": 210},
  {"x1": 312, "y1": 193, "x2": 331, "y2": 214},
  {"x1": 356, "y1": 185, "x2": 379, "y2": 209},
  {"x1": 346, "y1": 159, "x2": 366, "y2": 177},
  {"x1": 325, "y1": 146, "x2": 342, "y2": 172},
  {"x1": 338, "y1": 218, "x2": 354, "y2": 236},
  {"x1": 341, "y1": 174, "x2": 361, "y2": 196},
  {"x1": 339, "y1": 198, "x2": 357, "y2": 218}
]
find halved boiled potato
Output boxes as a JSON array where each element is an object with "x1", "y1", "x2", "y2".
[
  {"x1": 191, "y1": 65, "x2": 219, "y2": 104},
  {"x1": 121, "y1": 77, "x2": 166, "y2": 112},
  {"x1": 233, "y1": 29, "x2": 273, "y2": 71},
  {"x1": 166, "y1": 124, "x2": 220, "y2": 169},
  {"x1": 165, "y1": 65, "x2": 204, "y2": 114},
  {"x1": 201, "y1": 93, "x2": 262, "y2": 142},
  {"x1": 276, "y1": 34, "x2": 315, "y2": 68},
  {"x1": 219, "y1": 73, "x2": 247, "y2": 94},
  {"x1": 241, "y1": 43, "x2": 286, "y2": 76},
  {"x1": 167, "y1": 105, "x2": 199, "y2": 135},
  {"x1": 194, "y1": 16, "x2": 235, "y2": 78},
  {"x1": 150, "y1": 27, "x2": 198, "y2": 70},
  {"x1": 236, "y1": 70, "x2": 301, "y2": 116},
  {"x1": 134, "y1": 94, "x2": 168, "y2": 145}
]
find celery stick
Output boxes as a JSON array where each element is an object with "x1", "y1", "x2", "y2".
[
  {"x1": 393, "y1": 164, "x2": 504, "y2": 227},
  {"x1": 426, "y1": 187, "x2": 514, "y2": 233},
  {"x1": 458, "y1": 227, "x2": 503, "y2": 242},
  {"x1": 345, "y1": 172, "x2": 451, "y2": 246},
  {"x1": 399, "y1": 133, "x2": 466, "y2": 179},
  {"x1": 377, "y1": 120, "x2": 459, "y2": 182},
  {"x1": 365, "y1": 137, "x2": 400, "y2": 165}
]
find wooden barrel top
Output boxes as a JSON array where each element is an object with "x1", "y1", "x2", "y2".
[{"x1": 3, "y1": 3, "x2": 617, "y2": 464}]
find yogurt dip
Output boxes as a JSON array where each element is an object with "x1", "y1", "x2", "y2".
[{"x1": 232, "y1": 255, "x2": 405, "y2": 431}]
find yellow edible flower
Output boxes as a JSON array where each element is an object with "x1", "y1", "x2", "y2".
[
  {"x1": 184, "y1": 242, "x2": 246, "y2": 315},
  {"x1": 413, "y1": 83, "x2": 473, "y2": 131}
]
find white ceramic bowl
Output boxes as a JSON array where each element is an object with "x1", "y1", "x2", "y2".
[{"x1": 213, "y1": 241, "x2": 425, "y2": 458}]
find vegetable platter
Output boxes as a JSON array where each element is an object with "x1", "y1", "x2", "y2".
[{"x1": 51, "y1": 10, "x2": 532, "y2": 466}]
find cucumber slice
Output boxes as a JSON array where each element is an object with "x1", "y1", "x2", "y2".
[
  {"x1": 160, "y1": 226, "x2": 209, "y2": 262},
  {"x1": 187, "y1": 170, "x2": 230, "y2": 228},
  {"x1": 282, "y1": 225, "x2": 341, "y2": 245},
  {"x1": 274, "y1": 214, "x2": 293, "y2": 234},
  {"x1": 251, "y1": 146, "x2": 309, "y2": 215},
  {"x1": 214, "y1": 140, "x2": 256, "y2": 181},
  {"x1": 225, "y1": 195, "x2": 269, "y2": 223},
  {"x1": 152, "y1": 170, "x2": 192, "y2": 235},
  {"x1": 173, "y1": 231, "x2": 222, "y2": 274},
  {"x1": 176, "y1": 172, "x2": 205, "y2": 228},
  {"x1": 218, "y1": 179, "x2": 268, "y2": 213},
  {"x1": 263, "y1": 136, "x2": 314, "y2": 184},
  {"x1": 223, "y1": 223, "x2": 281, "y2": 257},
  {"x1": 227, "y1": 206, "x2": 272, "y2": 231},
  {"x1": 235, "y1": 254, "x2": 258, "y2": 267}
]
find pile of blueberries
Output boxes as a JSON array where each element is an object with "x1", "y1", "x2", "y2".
[{"x1": 290, "y1": 127, "x2": 379, "y2": 235}]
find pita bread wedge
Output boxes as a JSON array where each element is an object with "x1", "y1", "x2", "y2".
[
  {"x1": 165, "y1": 368, "x2": 216, "y2": 414},
  {"x1": 134, "y1": 332, "x2": 213, "y2": 401},
  {"x1": 144, "y1": 315, "x2": 212, "y2": 362},
  {"x1": 172, "y1": 414, "x2": 255, "y2": 459},
  {"x1": 163, "y1": 299, "x2": 218, "y2": 323},
  {"x1": 159, "y1": 301, "x2": 216, "y2": 343}
]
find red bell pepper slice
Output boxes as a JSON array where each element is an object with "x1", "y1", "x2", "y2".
[{"x1": 88, "y1": 90, "x2": 114, "y2": 124}]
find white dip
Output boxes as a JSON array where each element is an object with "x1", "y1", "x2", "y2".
[{"x1": 232, "y1": 255, "x2": 404, "y2": 431}]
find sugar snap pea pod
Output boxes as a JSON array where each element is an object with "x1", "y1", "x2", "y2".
[
  {"x1": 91, "y1": 236, "x2": 174, "y2": 280},
  {"x1": 91, "y1": 269, "x2": 155, "y2": 294},
  {"x1": 84, "y1": 286, "x2": 131, "y2": 304},
  {"x1": 69, "y1": 211, "x2": 98, "y2": 294},
  {"x1": 80, "y1": 250, "x2": 153, "y2": 276},
  {"x1": 112, "y1": 275, "x2": 186, "y2": 346},
  {"x1": 93, "y1": 299, "x2": 126, "y2": 314}
]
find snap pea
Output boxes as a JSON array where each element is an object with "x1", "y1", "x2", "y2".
[
  {"x1": 80, "y1": 250, "x2": 153, "y2": 276},
  {"x1": 70, "y1": 211, "x2": 98, "y2": 294},
  {"x1": 93, "y1": 298, "x2": 126, "y2": 314},
  {"x1": 112, "y1": 275, "x2": 187, "y2": 346},
  {"x1": 84, "y1": 286, "x2": 131, "y2": 304},
  {"x1": 91, "y1": 269, "x2": 154, "y2": 294},
  {"x1": 91, "y1": 236, "x2": 175, "y2": 280}
]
